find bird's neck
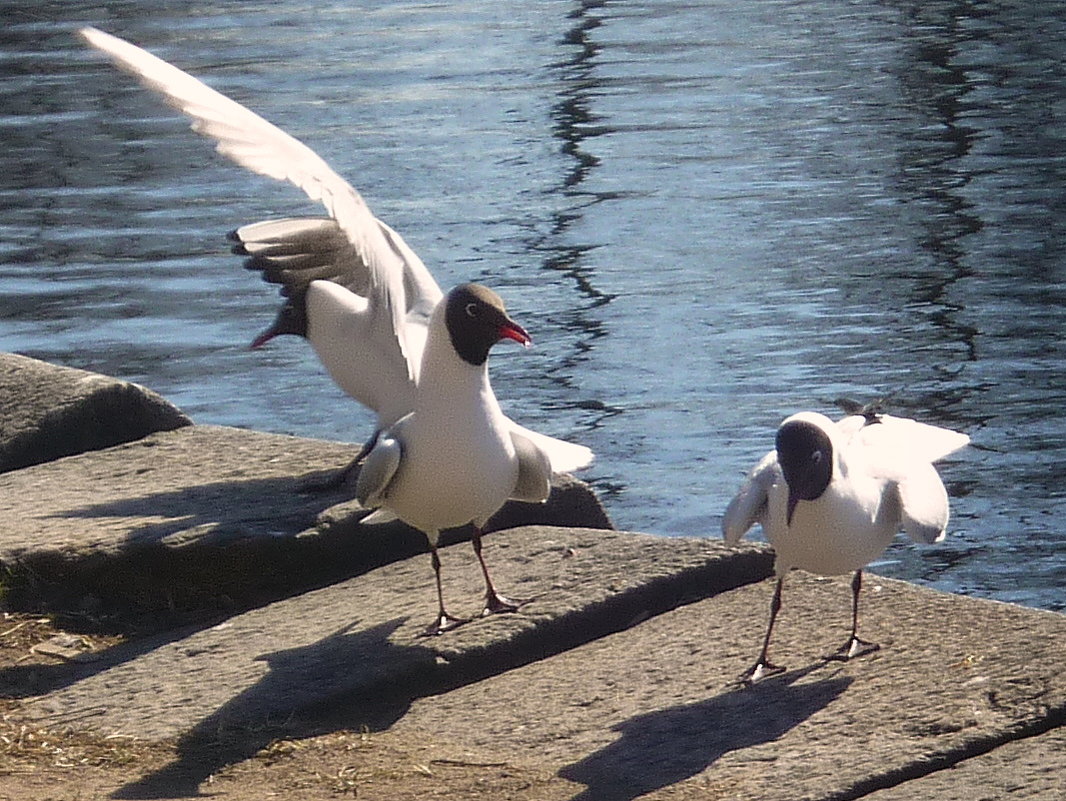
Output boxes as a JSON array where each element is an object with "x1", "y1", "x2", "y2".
[{"x1": 417, "y1": 321, "x2": 500, "y2": 415}]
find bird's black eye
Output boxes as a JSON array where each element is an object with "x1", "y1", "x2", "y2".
[
  {"x1": 465, "y1": 302, "x2": 478, "y2": 318},
  {"x1": 811, "y1": 451, "x2": 823, "y2": 465}
]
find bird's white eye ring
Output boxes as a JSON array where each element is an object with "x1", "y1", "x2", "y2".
[{"x1": 465, "y1": 302, "x2": 478, "y2": 318}]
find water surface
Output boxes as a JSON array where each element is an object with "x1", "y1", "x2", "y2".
[{"x1": 2, "y1": 0, "x2": 1063, "y2": 610}]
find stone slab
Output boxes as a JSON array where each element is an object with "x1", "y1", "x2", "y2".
[
  {"x1": 19, "y1": 528, "x2": 772, "y2": 745},
  {"x1": 862, "y1": 723, "x2": 1065, "y2": 801},
  {"x1": 0, "y1": 352, "x2": 190, "y2": 473},
  {"x1": 0, "y1": 425, "x2": 611, "y2": 615},
  {"x1": 379, "y1": 572, "x2": 1066, "y2": 801},
  {"x1": 10, "y1": 530, "x2": 1066, "y2": 799}
]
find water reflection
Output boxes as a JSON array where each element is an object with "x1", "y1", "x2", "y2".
[
  {"x1": 540, "y1": 0, "x2": 618, "y2": 420},
  {"x1": 891, "y1": 2, "x2": 984, "y2": 406},
  {"x1": 873, "y1": 0, "x2": 1066, "y2": 607}
]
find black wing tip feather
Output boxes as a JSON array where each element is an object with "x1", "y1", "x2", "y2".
[
  {"x1": 241, "y1": 255, "x2": 289, "y2": 285},
  {"x1": 226, "y1": 217, "x2": 359, "y2": 294},
  {"x1": 227, "y1": 228, "x2": 252, "y2": 256},
  {"x1": 834, "y1": 396, "x2": 886, "y2": 424},
  {"x1": 241, "y1": 254, "x2": 267, "y2": 272}
]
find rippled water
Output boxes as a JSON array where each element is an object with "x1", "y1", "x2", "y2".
[{"x1": 2, "y1": 1, "x2": 1063, "y2": 611}]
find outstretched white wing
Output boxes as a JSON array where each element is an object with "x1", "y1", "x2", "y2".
[
  {"x1": 79, "y1": 27, "x2": 434, "y2": 377},
  {"x1": 81, "y1": 28, "x2": 595, "y2": 472},
  {"x1": 854, "y1": 414, "x2": 970, "y2": 466},
  {"x1": 505, "y1": 420, "x2": 594, "y2": 474},
  {"x1": 893, "y1": 461, "x2": 951, "y2": 544},
  {"x1": 850, "y1": 413, "x2": 965, "y2": 545}
]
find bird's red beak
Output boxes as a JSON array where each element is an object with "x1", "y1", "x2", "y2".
[
  {"x1": 498, "y1": 321, "x2": 532, "y2": 348},
  {"x1": 250, "y1": 325, "x2": 278, "y2": 350}
]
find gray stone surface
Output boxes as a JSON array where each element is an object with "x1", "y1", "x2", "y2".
[
  {"x1": 21, "y1": 528, "x2": 771, "y2": 742},
  {"x1": 0, "y1": 352, "x2": 191, "y2": 473},
  {"x1": 383, "y1": 572, "x2": 1066, "y2": 801},
  {"x1": 12, "y1": 536, "x2": 1065, "y2": 800},
  {"x1": 862, "y1": 724, "x2": 1065, "y2": 801},
  {"x1": 0, "y1": 425, "x2": 611, "y2": 613}
]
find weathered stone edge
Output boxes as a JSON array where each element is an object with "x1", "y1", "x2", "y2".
[
  {"x1": 1, "y1": 491, "x2": 612, "y2": 625},
  {"x1": 827, "y1": 709, "x2": 1066, "y2": 801},
  {"x1": 299, "y1": 539, "x2": 775, "y2": 722},
  {"x1": 0, "y1": 352, "x2": 192, "y2": 473}
]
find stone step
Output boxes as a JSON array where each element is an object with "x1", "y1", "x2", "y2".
[
  {"x1": 14, "y1": 529, "x2": 1065, "y2": 800},
  {"x1": 0, "y1": 425, "x2": 610, "y2": 617},
  {"x1": 20, "y1": 528, "x2": 771, "y2": 741},
  {"x1": 383, "y1": 568, "x2": 1066, "y2": 801}
]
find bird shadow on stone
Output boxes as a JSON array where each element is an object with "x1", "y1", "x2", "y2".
[
  {"x1": 29, "y1": 469, "x2": 597, "y2": 622},
  {"x1": 27, "y1": 472, "x2": 429, "y2": 619},
  {"x1": 0, "y1": 622, "x2": 208, "y2": 702},
  {"x1": 111, "y1": 615, "x2": 430, "y2": 800},
  {"x1": 1, "y1": 471, "x2": 379, "y2": 704},
  {"x1": 50, "y1": 471, "x2": 352, "y2": 549},
  {"x1": 559, "y1": 666, "x2": 853, "y2": 801}
]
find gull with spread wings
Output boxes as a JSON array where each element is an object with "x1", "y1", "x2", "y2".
[{"x1": 78, "y1": 27, "x2": 593, "y2": 482}]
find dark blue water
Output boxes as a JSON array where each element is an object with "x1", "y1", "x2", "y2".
[{"x1": 2, "y1": 1, "x2": 1063, "y2": 611}]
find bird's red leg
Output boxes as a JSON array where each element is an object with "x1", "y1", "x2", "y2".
[
  {"x1": 471, "y1": 527, "x2": 523, "y2": 616},
  {"x1": 423, "y1": 545, "x2": 468, "y2": 636}
]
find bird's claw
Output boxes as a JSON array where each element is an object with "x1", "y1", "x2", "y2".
[
  {"x1": 826, "y1": 636, "x2": 880, "y2": 662},
  {"x1": 738, "y1": 660, "x2": 786, "y2": 687},
  {"x1": 421, "y1": 612, "x2": 469, "y2": 637},
  {"x1": 481, "y1": 591, "x2": 525, "y2": 617}
]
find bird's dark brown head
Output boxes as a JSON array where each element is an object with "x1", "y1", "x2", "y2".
[
  {"x1": 250, "y1": 289, "x2": 308, "y2": 349},
  {"x1": 444, "y1": 283, "x2": 530, "y2": 366},
  {"x1": 776, "y1": 417, "x2": 833, "y2": 525}
]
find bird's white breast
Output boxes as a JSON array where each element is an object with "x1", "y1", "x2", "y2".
[
  {"x1": 380, "y1": 310, "x2": 520, "y2": 534},
  {"x1": 765, "y1": 469, "x2": 900, "y2": 576},
  {"x1": 384, "y1": 389, "x2": 518, "y2": 534}
]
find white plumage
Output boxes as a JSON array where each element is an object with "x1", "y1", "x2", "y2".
[
  {"x1": 79, "y1": 27, "x2": 593, "y2": 476},
  {"x1": 723, "y1": 409, "x2": 968, "y2": 683},
  {"x1": 356, "y1": 284, "x2": 551, "y2": 634}
]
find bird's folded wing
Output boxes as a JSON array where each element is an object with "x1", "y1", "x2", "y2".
[
  {"x1": 721, "y1": 451, "x2": 776, "y2": 544},
  {"x1": 892, "y1": 461, "x2": 951, "y2": 544},
  {"x1": 355, "y1": 429, "x2": 404, "y2": 513},
  {"x1": 78, "y1": 27, "x2": 422, "y2": 376},
  {"x1": 509, "y1": 431, "x2": 552, "y2": 503},
  {"x1": 358, "y1": 507, "x2": 400, "y2": 526}
]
